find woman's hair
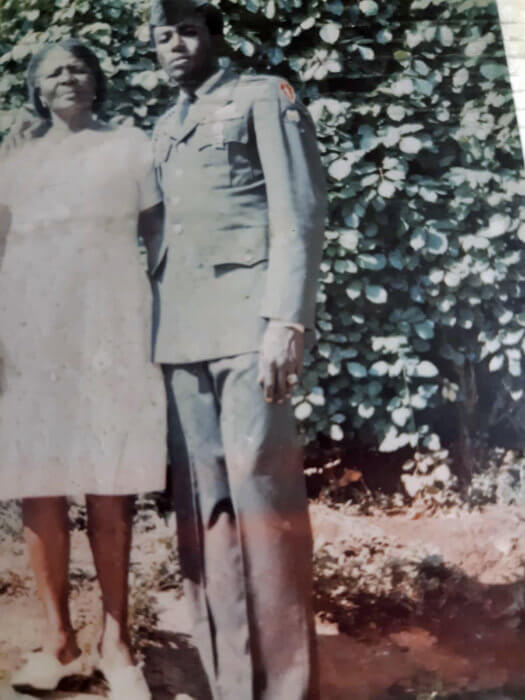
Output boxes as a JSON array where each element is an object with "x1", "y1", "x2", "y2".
[{"x1": 26, "y1": 39, "x2": 106, "y2": 120}]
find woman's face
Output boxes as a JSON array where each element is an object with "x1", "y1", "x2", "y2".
[{"x1": 36, "y1": 47, "x2": 96, "y2": 119}]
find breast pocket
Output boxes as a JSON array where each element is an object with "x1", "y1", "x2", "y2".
[{"x1": 197, "y1": 116, "x2": 253, "y2": 186}]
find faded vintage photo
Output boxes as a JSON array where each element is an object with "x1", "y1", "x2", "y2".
[{"x1": 0, "y1": 0, "x2": 523, "y2": 698}]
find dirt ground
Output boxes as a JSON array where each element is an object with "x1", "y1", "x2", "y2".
[{"x1": 1, "y1": 500, "x2": 525, "y2": 699}]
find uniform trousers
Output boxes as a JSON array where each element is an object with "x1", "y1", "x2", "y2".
[{"x1": 162, "y1": 352, "x2": 319, "y2": 700}]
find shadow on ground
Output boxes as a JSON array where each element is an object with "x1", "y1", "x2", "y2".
[{"x1": 143, "y1": 631, "x2": 212, "y2": 700}]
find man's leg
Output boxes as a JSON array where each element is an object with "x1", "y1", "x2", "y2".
[
  {"x1": 163, "y1": 364, "x2": 252, "y2": 700},
  {"x1": 213, "y1": 352, "x2": 319, "y2": 700}
]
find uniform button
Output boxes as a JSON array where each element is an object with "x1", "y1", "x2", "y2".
[
  {"x1": 177, "y1": 142, "x2": 187, "y2": 152},
  {"x1": 174, "y1": 169, "x2": 183, "y2": 179},
  {"x1": 172, "y1": 224, "x2": 183, "y2": 234},
  {"x1": 243, "y1": 252, "x2": 252, "y2": 263},
  {"x1": 170, "y1": 196, "x2": 180, "y2": 206}
]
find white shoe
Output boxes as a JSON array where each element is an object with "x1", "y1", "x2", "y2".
[
  {"x1": 11, "y1": 651, "x2": 88, "y2": 691},
  {"x1": 0, "y1": 686, "x2": 39, "y2": 700},
  {"x1": 98, "y1": 659, "x2": 151, "y2": 700}
]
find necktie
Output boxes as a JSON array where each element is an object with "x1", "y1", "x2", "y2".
[{"x1": 178, "y1": 91, "x2": 196, "y2": 125}]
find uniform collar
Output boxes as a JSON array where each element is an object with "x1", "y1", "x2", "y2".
[
  {"x1": 167, "y1": 66, "x2": 238, "y2": 144},
  {"x1": 179, "y1": 66, "x2": 235, "y2": 102}
]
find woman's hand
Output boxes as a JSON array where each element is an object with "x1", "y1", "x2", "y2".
[
  {"x1": 138, "y1": 202, "x2": 165, "y2": 273},
  {"x1": 0, "y1": 107, "x2": 48, "y2": 159}
]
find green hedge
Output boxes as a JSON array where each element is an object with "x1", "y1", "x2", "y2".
[{"x1": 1, "y1": 0, "x2": 523, "y2": 455}]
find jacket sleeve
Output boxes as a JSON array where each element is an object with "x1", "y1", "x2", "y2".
[{"x1": 252, "y1": 77, "x2": 327, "y2": 331}]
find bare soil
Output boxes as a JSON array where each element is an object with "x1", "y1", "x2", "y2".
[{"x1": 1, "y1": 500, "x2": 525, "y2": 699}]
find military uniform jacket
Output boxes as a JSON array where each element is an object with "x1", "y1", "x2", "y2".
[{"x1": 151, "y1": 67, "x2": 326, "y2": 364}]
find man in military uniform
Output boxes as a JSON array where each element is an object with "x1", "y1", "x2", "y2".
[{"x1": 148, "y1": 1, "x2": 326, "y2": 697}]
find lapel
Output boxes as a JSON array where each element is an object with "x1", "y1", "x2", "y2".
[{"x1": 172, "y1": 67, "x2": 239, "y2": 145}]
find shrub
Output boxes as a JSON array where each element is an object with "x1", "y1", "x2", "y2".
[{"x1": 0, "y1": 0, "x2": 523, "y2": 460}]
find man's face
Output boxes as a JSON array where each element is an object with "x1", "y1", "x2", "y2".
[{"x1": 153, "y1": 15, "x2": 215, "y2": 85}]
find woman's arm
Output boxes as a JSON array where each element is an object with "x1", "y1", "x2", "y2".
[
  {"x1": 0, "y1": 204, "x2": 11, "y2": 271},
  {"x1": 138, "y1": 202, "x2": 165, "y2": 275},
  {"x1": 0, "y1": 107, "x2": 49, "y2": 161}
]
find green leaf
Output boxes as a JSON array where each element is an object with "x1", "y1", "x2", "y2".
[
  {"x1": 506, "y1": 350, "x2": 522, "y2": 377},
  {"x1": 410, "y1": 228, "x2": 426, "y2": 250},
  {"x1": 328, "y1": 158, "x2": 351, "y2": 181},
  {"x1": 489, "y1": 354, "x2": 504, "y2": 372},
  {"x1": 483, "y1": 213, "x2": 511, "y2": 238},
  {"x1": 346, "y1": 282, "x2": 362, "y2": 300},
  {"x1": 400, "y1": 136, "x2": 423, "y2": 154},
  {"x1": 378, "y1": 180, "x2": 396, "y2": 198},
  {"x1": 414, "y1": 361, "x2": 439, "y2": 378},
  {"x1": 347, "y1": 363, "x2": 367, "y2": 378},
  {"x1": 320, "y1": 23, "x2": 341, "y2": 44},
  {"x1": 358, "y1": 45, "x2": 375, "y2": 60},
  {"x1": 480, "y1": 63, "x2": 508, "y2": 80},
  {"x1": 330, "y1": 424, "x2": 344, "y2": 441},
  {"x1": 427, "y1": 232, "x2": 448, "y2": 254},
  {"x1": 439, "y1": 26, "x2": 454, "y2": 47},
  {"x1": 379, "y1": 426, "x2": 417, "y2": 453},
  {"x1": 358, "y1": 402, "x2": 375, "y2": 418},
  {"x1": 241, "y1": 39, "x2": 256, "y2": 56},
  {"x1": 392, "y1": 407, "x2": 411, "y2": 427},
  {"x1": 415, "y1": 320, "x2": 435, "y2": 339},
  {"x1": 369, "y1": 361, "x2": 389, "y2": 377},
  {"x1": 121, "y1": 45, "x2": 136, "y2": 58},
  {"x1": 389, "y1": 251, "x2": 404, "y2": 270},
  {"x1": 295, "y1": 402, "x2": 313, "y2": 420},
  {"x1": 377, "y1": 29, "x2": 392, "y2": 44},
  {"x1": 359, "y1": 0, "x2": 378, "y2": 16},
  {"x1": 366, "y1": 285, "x2": 388, "y2": 304},
  {"x1": 339, "y1": 230, "x2": 360, "y2": 251},
  {"x1": 389, "y1": 77, "x2": 414, "y2": 97},
  {"x1": 387, "y1": 104, "x2": 405, "y2": 122},
  {"x1": 453, "y1": 68, "x2": 469, "y2": 87},
  {"x1": 357, "y1": 253, "x2": 386, "y2": 270}
]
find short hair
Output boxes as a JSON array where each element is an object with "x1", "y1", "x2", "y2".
[
  {"x1": 150, "y1": 2, "x2": 224, "y2": 44},
  {"x1": 26, "y1": 39, "x2": 106, "y2": 120}
]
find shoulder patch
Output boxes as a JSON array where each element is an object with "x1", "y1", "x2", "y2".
[{"x1": 280, "y1": 81, "x2": 296, "y2": 103}]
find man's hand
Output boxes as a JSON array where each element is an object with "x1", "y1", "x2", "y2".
[{"x1": 257, "y1": 322, "x2": 304, "y2": 404}]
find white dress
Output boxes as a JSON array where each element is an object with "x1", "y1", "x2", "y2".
[{"x1": 0, "y1": 125, "x2": 167, "y2": 498}]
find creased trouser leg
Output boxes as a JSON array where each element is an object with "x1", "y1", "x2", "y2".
[
  {"x1": 164, "y1": 363, "x2": 252, "y2": 700},
  {"x1": 163, "y1": 354, "x2": 318, "y2": 700}
]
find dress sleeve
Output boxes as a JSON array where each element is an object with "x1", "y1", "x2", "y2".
[
  {"x1": 132, "y1": 128, "x2": 163, "y2": 212},
  {"x1": 0, "y1": 155, "x2": 12, "y2": 269},
  {"x1": 0, "y1": 152, "x2": 13, "y2": 208}
]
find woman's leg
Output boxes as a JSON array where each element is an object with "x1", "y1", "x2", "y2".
[
  {"x1": 22, "y1": 497, "x2": 80, "y2": 664},
  {"x1": 85, "y1": 494, "x2": 135, "y2": 667}
]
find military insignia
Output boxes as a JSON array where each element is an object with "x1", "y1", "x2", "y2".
[{"x1": 280, "y1": 81, "x2": 296, "y2": 103}]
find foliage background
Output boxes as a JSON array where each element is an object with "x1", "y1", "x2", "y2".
[{"x1": 0, "y1": 0, "x2": 523, "y2": 464}]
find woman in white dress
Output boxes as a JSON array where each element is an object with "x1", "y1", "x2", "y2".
[{"x1": 0, "y1": 40, "x2": 166, "y2": 699}]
